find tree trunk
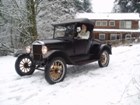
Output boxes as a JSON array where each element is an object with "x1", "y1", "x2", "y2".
[{"x1": 26, "y1": 0, "x2": 38, "y2": 42}]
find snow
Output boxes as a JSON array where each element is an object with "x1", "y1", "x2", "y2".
[
  {"x1": 0, "y1": 44, "x2": 140, "y2": 105},
  {"x1": 76, "y1": 13, "x2": 140, "y2": 20},
  {"x1": 94, "y1": 29, "x2": 140, "y2": 33}
]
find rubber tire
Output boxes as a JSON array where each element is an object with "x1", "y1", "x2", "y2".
[
  {"x1": 15, "y1": 54, "x2": 35, "y2": 76},
  {"x1": 98, "y1": 50, "x2": 110, "y2": 67},
  {"x1": 45, "y1": 57, "x2": 67, "y2": 84}
]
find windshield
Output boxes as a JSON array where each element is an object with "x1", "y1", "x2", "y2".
[{"x1": 54, "y1": 24, "x2": 75, "y2": 39}]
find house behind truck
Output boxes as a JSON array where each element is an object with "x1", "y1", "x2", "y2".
[{"x1": 76, "y1": 13, "x2": 140, "y2": 44}]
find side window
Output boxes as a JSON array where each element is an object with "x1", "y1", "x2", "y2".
[
  {"x1": 65, "y1": 25, "x2": 74, "y2": 37},
  {"x1": 55, "y1": 26, "x2": 66, "y2": 37}
]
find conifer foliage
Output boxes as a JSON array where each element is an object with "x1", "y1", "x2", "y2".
[
  {"x1": 0, "y1": 0, "x2": 93, "y2": 55},
  {"x1": 75, "y1": 0, "x2": 93, "y2": 12},
  {"x1": 113, "y1": 0, "x2": 140, "y2": 13}
]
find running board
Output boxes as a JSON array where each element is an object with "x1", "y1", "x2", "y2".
[{"x1": 75, "y1": 59, "x2": 98, "y2": 65}]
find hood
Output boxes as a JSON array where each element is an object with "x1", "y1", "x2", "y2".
[{"x1": 33, "y1": 39, "x2": 66, "y2": 45}]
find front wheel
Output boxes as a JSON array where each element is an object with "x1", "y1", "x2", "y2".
[
  {"x1": 98, "y1": 50, "x2": 110, "y2": 67},
  {"x1": 45, "y1": 57, "x2": 67, "y2": 84},
  {"x1": 15, "y1": 54, "x2": 35, "y2": 76}
]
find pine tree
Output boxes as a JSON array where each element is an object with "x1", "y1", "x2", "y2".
[
  {"x1": 75, "y1": 0, "x2": 83, "y2": 12},
  {"x1": 83, "y1": 0, "x2": 93, "y2": 12},
  {"x1": 0, "y1": 0, "x2": 4, "y2": 25},
  {"x1": 113, "y1": 0, "x2": 140, "y2": 13},
  {"x1": 133, "y1": 0, "x2": 140, "y2": 12},
  {"x1": 75, "y1": 0, "x2": 93, "y2": 13}
]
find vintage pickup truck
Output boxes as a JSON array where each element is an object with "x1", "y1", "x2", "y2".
[{"x1": 15, "y1": 18, "x2": 112, "y2": 84}]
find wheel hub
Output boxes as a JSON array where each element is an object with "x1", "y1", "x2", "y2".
[
  {"x1": 19, "y1": 58, "x2": 32, "y2": 73},
  {"x1": 100, "y1": 51, "x2": 108, "y2": 65},
  {"x1": 50, "y1": 60, "x2": 64, "y2": 81},
  {"x1": 24, "y1": 63, "x2": 29, "y2": 68}
]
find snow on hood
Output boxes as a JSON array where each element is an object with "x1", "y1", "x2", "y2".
[{"x1": 33, "y1": 39, "x2": 65, "y2": 45}]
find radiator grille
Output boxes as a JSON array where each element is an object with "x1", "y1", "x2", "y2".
[{"x1": 32, "y1": 45, "x2": 42, "y2": 61}]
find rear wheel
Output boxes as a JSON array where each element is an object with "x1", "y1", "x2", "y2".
[
  {"x1": 15, "y1": 55, "x2": 35, "y2": 76},
  {"x1": 45, "y1": 57, "x2": 67, "y2": 84},
  {"x1": 98, "y1": 50, "x2": 109, "y2": 67}
]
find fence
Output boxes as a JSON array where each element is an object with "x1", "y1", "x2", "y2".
[{"x1": 105, "y1": 37, "x2": 140, "y2": 46}]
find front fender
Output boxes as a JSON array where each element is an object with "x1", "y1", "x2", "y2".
[
  {"x1": 44, "y1": 50, "x2": 58, "y2": 58},
  {"x1": 17, "y1": 53, "x2": 30, "y2": 58},
  {"x1": 14, "y1": 49, "x2": 26, "y2": 57},
  {"x1": 44, "y1": 50, "x2": 72, "y2": 64}
]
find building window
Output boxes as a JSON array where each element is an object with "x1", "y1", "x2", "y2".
[
  {"x1": 99, "y1": 34, "x2": 105, "y2": 40},
  {"x1": 96, "y1": 21, "x2": 101, "y2": 26},
  {"x1": 120, "y1": 21, "x2": 132, "y2": 29},
  {"x1": 126, "y1": 21, "x2": 132, "y2": 29},
  {"x1": 117, "y1": 34, "x2": 122, "y2": 40},
  {"x1": 110, "y1": 34, "x2": 117, "y2": 40},
  {"x1": 102, "y1": 21, "x2": 107, "y2": 26},
  {"x1": 96, "y1": 21, "x2": 107, "y2": 26},
  {"x1": 125, "y1": 34, "x2": 132, "y2": 40},
  {"x1": 120, "y1": 21, "x2": 125, "y2": 28},
  {"x1": 109, "y1": 21, "x2": 115, "y2": 26}
]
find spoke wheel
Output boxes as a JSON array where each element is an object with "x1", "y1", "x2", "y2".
[
  {"x1": 45, "y1": 57, "x2": 66, "y2": 84},
  {"x1": 98, "y1": 51, "x2": 109, "y2": 67},
  {"x1": 15, "y1": 55, "x2": 35, "y2": 76}
]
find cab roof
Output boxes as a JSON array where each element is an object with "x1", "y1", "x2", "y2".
[{"x1": 52, "y1": 18, "x2": 94, "y2": 26}]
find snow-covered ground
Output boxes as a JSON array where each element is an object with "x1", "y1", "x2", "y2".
[{"x1": 0, "y1": 44, "x2": 140, "y2": 105}]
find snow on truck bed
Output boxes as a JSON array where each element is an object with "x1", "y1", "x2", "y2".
[{"x1": 0, "y1": 44, "x2": 140, "y2": 105}]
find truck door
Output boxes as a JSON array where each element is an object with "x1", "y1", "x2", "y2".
[{"x1": 74, "y1": 39, "x2": 91, "y2": 55}]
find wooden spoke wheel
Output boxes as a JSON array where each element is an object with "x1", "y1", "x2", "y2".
[
  {"x1": 15, "y1": 55, "x2": 35, "y2": 76},
  {"x1": 98, "y1": 51, "x2": 110, "y2": 67},
  {"x1": 45, "y1": 57, "x2": 67, "y2": 84}
]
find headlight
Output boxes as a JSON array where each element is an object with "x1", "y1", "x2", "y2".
[
  {"x1": 42, "y1": 45, "x2": 48, "y2": 55},
  {"x1": 26, "y1": 46, "x2": 31, "y2": 53}
]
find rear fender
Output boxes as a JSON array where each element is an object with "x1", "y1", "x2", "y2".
[{"x1": 98, "y1": 44, "x2": 112, "y2": 58}]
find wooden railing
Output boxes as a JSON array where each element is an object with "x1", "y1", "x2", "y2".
[{"x1": 103, "y1": 37, "x2": 140, "y2": 46}]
